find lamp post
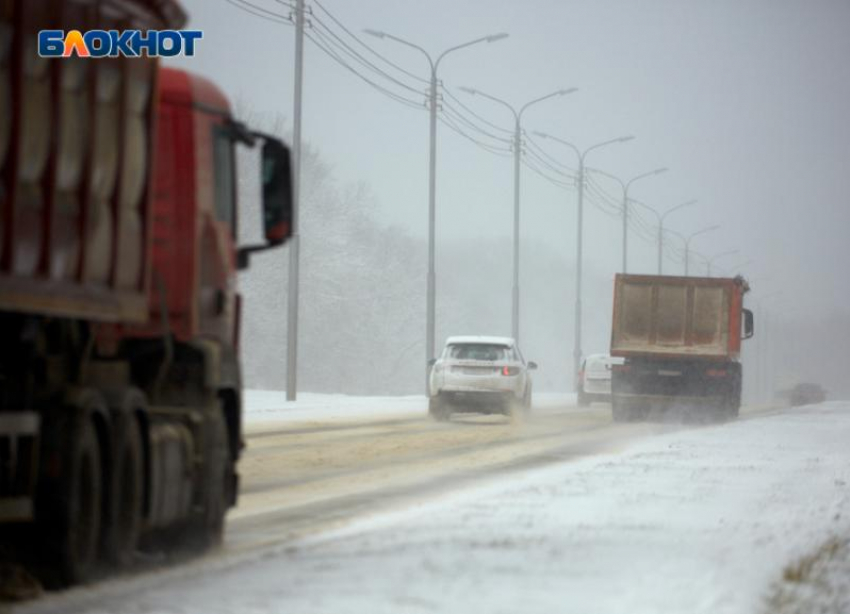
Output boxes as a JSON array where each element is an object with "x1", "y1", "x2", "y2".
[
  {"x1": 365, "y1": 29, "x2": 508, "y2": 393},
  {"x1": 669, "y1": 225, "x2": 720, "y2": 275},
  {"x1": 460, "y1": 87, "x2": 578, "y2": 341},
  {"x1": 706, "y1": 249, "x2": 740, "y2": 277},
  {"x1": 622, "y1": 168, "x2": 668, "y2": 273},
  {"x1": 631, "y1": 199, "x2": 697, "y2": 274},
  {"x1": 459, "y1": 87, "x2": 577, "y2": 344},
  {"x1": 532, "y1": 132, "x2": 633, "y2": 389},
  {"x1": 584, "y1": 167, "x2": 668, "y2": 273}
]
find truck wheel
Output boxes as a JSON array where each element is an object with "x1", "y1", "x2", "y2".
[
  {"x1": 722, "y1": 394, "x2": 741, "y2": 421},
  {"x1": 611, "y1": 396, "x2": 630, "y2": 422},
  {"x1": 184, "y1": 405, "x2": 230, "y2": 551},
  {"x1": 103, "y1": 408, "x2": 144, "y2": 568},
  {"x1": 42, "y1": 408, "x2": 104, "y2": 586}
]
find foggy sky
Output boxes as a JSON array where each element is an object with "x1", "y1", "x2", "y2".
[{"x1": 169, "y1": 1, "x2": 850, "y2": 394}]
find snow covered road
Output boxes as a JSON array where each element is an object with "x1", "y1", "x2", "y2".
[{"x1": 13, "y1": 398, "x2": 849, "y2": 614}]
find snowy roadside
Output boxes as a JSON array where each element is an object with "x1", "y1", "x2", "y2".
[
  {"x1": 242, "y1": 390, "x2": 577, "y2": 425},
  {"x1": 763, "y1": 530, "x2": 850, "y2": 613},
  {"x1": 265, "y1": 400, "x2": 849, "y2": 614}
]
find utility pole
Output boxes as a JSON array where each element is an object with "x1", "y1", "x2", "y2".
[
  {"x1": 461, "y1": 87, "x2": 578, "y2": 343},
  {"x1": 622, "y1": 168, "x2": 667, "y2": 273},
  {"x1": 534, "y1": 132, "x2": 633, "y2": 390},
  {"x1": 365, "y1": 29, "x2": 508, "y2": 394},
  {"x1": 684, "y1": 225, "x2": 720, "y2": 276},
  {"x1": 512, "y1": 115, "x2": 521, "y2": 342},
  {"x1": 286, "y1": 0, "x2": 305, "y2": 401},
  {"x1": 657, "y1": 201, "x2": 696, "y2": 275}
]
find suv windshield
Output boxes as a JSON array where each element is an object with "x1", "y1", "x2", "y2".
[{"x1": 447, "y1": 344, "x2": 510, "y2": 361}]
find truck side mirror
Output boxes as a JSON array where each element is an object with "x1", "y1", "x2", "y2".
[
  {"x1": 528, "y1": 361, "x2": 538, "y2": 370},
  {"x1": 742, "y1": 308, "x2": 754, "y2": 339},
  {"x1": 261, "y1": 138, "x2": 293, "y2": 246},
  {"x1": 427, "y1": 358, "x2": 437, "y2": 367}
]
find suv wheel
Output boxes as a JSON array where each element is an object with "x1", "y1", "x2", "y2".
[{"x1": 428, "y1": 396, "x2": 451, "y2": 422}]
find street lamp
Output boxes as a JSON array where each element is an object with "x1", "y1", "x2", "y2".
[
  {"x1": 706, "y1": 249, "x2": 740, "y2": 277},
  {"x1": 365, "y1": 28, "x2": 508, "y2": 393},
  {"x1": 584, "y1": 167, "x2": 668, "y2": 273},
  {"x1": 631, "y1": 199, "x2": 697, "y2": 274},
  {"x1": 622, "y1": 168, "x2": 668, "y2": 273},
  {"x1": 668, "y1": 225, "x2": 720, "y2": 275},
  {"x1": 460, "y1": 86, "x2": 578, "y2": 343},
  {"x1": 532, "y1": 131, "x2": 634, "y2": 390}
]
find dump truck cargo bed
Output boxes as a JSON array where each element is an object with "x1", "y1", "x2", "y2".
[{"x1": 0, "y1": 0, "x2": 185, "y2": 323}]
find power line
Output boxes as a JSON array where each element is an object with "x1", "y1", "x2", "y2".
[
  {"x1": 523, "y1": 134, "x2": 577, "y2": 175},
  {"x1": 310, "y1": 14, "x2": 424, "y2": 95},
  {"x1": 438, "y1": 113, "x2": 513, "y2": 157},
  {"x1": 305, "y1": 29, "x2": 426, "y2": 109},
  {"x1": 442, "y1": 87, "x2": 515, "y2": 136},
  {"x1": 312, "y1": 0, "x2": 430, "y2": 85},
  {"x1": 441, "y1": 101, "x2": 513, "y2": 146},
  {"x1": 225, "y1": 0, "x2": 293, "y2": 24},
  {"x1": 522, "y1": 156, "x2": 575, "y2": 190},
  {"x1": 523, "y1": 144, "x2": 576, "y2": 182}
]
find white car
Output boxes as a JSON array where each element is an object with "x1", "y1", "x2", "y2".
[
  {"x1": 577, "y1": 353, "x2": 624, "y2": 406},
  {"x1": 428, "y1": 336, "x2": 537, "y2": 421}
]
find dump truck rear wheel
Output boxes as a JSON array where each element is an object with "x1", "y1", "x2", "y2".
[
  {"x1": 103, "y1": 406, "x2": 144, "y2": 567},
  {"x1": 41, "y1": 403, "x2": 105, "y2": 587}
]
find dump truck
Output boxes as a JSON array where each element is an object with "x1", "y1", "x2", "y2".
[
  {"x1": 609, "y1": 274, "x2": 753, "y2": 421},
  {"x1": 0, "y1": 0, "x2": 292, "y2": 586}
]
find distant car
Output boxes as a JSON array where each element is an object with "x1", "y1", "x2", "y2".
[
  {"x1": 577, "y1": 353, "x2": 624, "y2": 406},
  {"x1": 428, "y1": 336, "x2": 537, "y2": 421},
  {"x1": 787, "y1": 382, "x2": 827, "y2": 406}
]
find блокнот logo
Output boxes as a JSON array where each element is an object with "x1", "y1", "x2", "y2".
[{"x1": 38, "y1": 29, "x2": 202, "y2": 58}]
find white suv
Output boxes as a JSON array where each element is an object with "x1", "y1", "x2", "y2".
[{"x1": 428, "y1": 336, "x2": 537, "y2": 421}]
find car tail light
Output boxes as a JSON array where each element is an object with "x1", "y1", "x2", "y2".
[
  {"x1": 578, "y1": 369, "x2": 585, "y2": 383},
  {"x1": 706, "y1": 368, "x2": 727, "y2": 377},
  {"x1": 502, "y1": 366, "x2": 520, "y2": 376}
]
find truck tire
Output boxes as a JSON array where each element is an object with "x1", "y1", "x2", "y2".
[
  {"x1": 184, "y1": 403, "x2": 230, "y2": 551},
  {"x1": 611, "y1": 395, "x2": 631, "y2": 423},
  {"x1": 103, "y1": 407, "x2": 144, "y2": 567},
  {"x1": 42, "y1": 408, "x2": 104, "y2": 587},
  {"x1": 721, "y1": 393, "x2": 741, "y2": 421}
]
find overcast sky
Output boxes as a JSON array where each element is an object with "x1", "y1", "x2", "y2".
[{"x1": 170, "y1": 0, "x2": 850, "y2": 324}]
